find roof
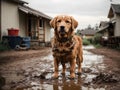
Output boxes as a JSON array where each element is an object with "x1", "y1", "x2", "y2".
[
  {"x1": 111, "y1": 4, "x2": 120, "y2": 14},
  {"x1": 97, "y1": 21, "x2": 115, "y2": 33},
  {"x1": 97, "y1": 25, "x2": 109, "y2": 33},
  {"x1": 9, "y1": 0, "x2": 28, "y2": 4},
  {"x1": 108, "y1": 4, "x2": 120, "y2": 18},
  {"x1": 19, "y1": 5, "x2": 52, "y2": 20},
  {"x1": 80, "y1": 29, "x2": 97, "y2": 35},
  {"x1": 99, "y1": 21, "x2": 108, "y2": 28}
]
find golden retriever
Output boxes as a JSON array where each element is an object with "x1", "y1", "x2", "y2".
[{"x1": 50, "y1": 15, "x2": 83, "y2": 79}]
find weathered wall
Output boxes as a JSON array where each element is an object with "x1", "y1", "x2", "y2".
[
  {"x1": 1, "y1": 0, "x2": 19, "y2": 36},
  {"x1": 0, "y1": 0, "x2": 1, "y2": 40},
  {"x1": 45, "y1": 20, "x2": 51, "y2": 42},
  {"x1": 114, "y1": 14, "x2": 120, "y2": 36}
]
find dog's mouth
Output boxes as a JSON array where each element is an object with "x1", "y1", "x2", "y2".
[{"x1": 59, "y1": 31, "x2": 67, "y2": 37}]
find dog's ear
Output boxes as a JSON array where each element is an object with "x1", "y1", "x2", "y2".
[
  {"x1": 50, "y1": 17, "x2": 57, "y2": 29},
  {"x1": 71, "y1": 16, "x2": 78, "y2": 30}
]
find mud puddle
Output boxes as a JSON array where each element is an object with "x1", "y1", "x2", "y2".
[{"x1": 0, "y1": 46, "x2": 119, "y2": 90}]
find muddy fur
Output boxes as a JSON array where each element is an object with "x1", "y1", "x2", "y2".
[{"x1": 50, "y1": 15, "x2": 83, "y2": 78}]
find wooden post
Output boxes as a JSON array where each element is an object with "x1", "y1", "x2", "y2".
[
  {"x1": 43, "y1": 19, "x2": 45, "y2": 42},
  {"x1": 37, "y1": 17, "x2": 39, "y2": 40},
  {"x1": 26, "y1": 14, "x2": 28, "y2": 36}
]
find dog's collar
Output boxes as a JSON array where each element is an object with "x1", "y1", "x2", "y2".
[
  {"x1": 52, "y1": 36, "x2": 75, "y2": 56},
  {"x1": 57, "y1": 36, "x2": 73, "y2": 43}
]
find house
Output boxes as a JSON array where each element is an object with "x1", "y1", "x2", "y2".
[
  {"x1": 98, "y1": 4, "x2": 120, "y2": 37},
  {"x1": 108, "y1": 4, "x2": 120, "y2": 37},
  {"x1": 97, "y1": 21, "x2": 109, "y2": 36},
  {"x1": 97, "y1": 4, "x2": 120, "y2": 47},
  {"x1": 0, "y1": 0, "x2": 52, "y2": 45},
  {"x1": 79, "y1": 29, "x2": 97, "y2": 39}
]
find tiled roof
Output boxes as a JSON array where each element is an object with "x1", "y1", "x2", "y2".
[
  {"x1": 108, "y1": 4, "x2": 120, "y2": 18},
  {"x1": 80, "y1": 29, "x2": 97, "y2": 35},
  {"x1": 19, "y1": 5, "x2": 52, "y2": 20},
  {"x1": 10, "y1": 0, "x2": 28, "y2": 4},
  {"x1": 111, "y1": 4, "x2": 120, "y2": 14}
]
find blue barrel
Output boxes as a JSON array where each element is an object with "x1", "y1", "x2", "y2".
[
  {"x1": 2, "y1": 36, "x2": 22, "y2": 49},
  {"x1": 22, "y1": 37, "x2": 31, "y2": 48}
]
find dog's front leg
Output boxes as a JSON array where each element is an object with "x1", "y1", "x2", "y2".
[
  {"x1": 70, "y1": 59, "x2": 76, "y2": 78},
  {"x1": 52, "y1": 59, "x2": 59, "y2": 78}
]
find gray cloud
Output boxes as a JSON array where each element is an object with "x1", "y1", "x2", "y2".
[
  {"x1": 24, "y1": 0, "x2": 117, "y2": 28},
  {"x1": 25, "y1": 0, "x2": 110, "y2": 15}
]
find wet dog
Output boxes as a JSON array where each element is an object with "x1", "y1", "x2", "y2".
[{"x1": 50, "y1": 15, "x2": 83, "y2": 78}]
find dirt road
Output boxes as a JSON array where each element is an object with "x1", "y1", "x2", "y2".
[{"x1": 0, "y1": 46, "x2": 120, "y2": 90}]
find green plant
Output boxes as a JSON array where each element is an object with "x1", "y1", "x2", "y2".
[
  {"x1": 0, "y1": 41, "x2": 11, "y2": 51},
  {"x1": 93, "y1": 43, "x2": 102, "y2": 48},
  {"x1": 93, "y1": 33, "x2": 102, "y2": 44},
  {"x1": 82, "y1": 38, "x2": 91, "y2": 45}
]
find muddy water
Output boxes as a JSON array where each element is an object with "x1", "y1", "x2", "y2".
[{"x1": 1, "y1": 46, "x2": 107, "y2": 90}]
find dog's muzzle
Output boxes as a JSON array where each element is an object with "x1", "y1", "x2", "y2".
[{"x1": 59, "y1": 26, "x2": 66, "y2": 36}]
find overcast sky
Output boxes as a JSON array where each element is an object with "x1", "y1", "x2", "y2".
[{"x1": 24, "y1": 0, "x2": 120, "y2": 29}]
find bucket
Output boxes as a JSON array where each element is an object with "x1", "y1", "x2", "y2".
[
  {"x1": 22, "y1": 37, "x2": 31, "y2": 48},
  {"x1": 8, "y1": 28, "x2": 19, "y2": 36}
]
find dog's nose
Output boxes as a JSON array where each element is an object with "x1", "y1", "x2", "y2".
[{"x1": 60, "y1": 26, "x2": 65, "y2": 32}]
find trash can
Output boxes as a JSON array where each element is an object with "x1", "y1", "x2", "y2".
[
  {"x1": 22, "y1": 37, "x2": 31, "y2": 48},
  {"x1": 2, "y1": 36, "x2": 22, "y2": 49}
]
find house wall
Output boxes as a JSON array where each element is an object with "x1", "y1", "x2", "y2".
[
  {"x1": 19, "y1": 11, "x2": 27, "y2": 37},
  {"x1": 110, "y1": 14, "x2": 116, "y2": 22},
  {"x1": 114, "y1": 14, "x2": 120, "y2": 36},
  {"x1": 83, "y1": 35, "x2": 94, "y2": 39},
  {"x1": 0, "y1": 0, "x2": 1, "y2": 40},
  {"x1": 1, "y1": 0, "x2": 19, "y2": 36},
  {"x1": 45, "y1": 20, "x2": 51, "y2": 42}
]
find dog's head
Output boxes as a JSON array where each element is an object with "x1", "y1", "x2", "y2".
[{"x1": 50, "y1": 15, "x2": 78, "y2": 38}]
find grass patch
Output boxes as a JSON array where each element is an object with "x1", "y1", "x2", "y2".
[
  {"x1": 83, "y1": 39, "x2": 91, "y2": 46},
  {"x1": 93, "y1": 43, "x2": 102, "y2": 48}
]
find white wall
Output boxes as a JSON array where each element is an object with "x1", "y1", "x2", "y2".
[
  {"x1": 114, "y1": 14, "x2": 120, "y2": 36},
  {"x1": 45, "y1": 20, "x2": 51, "y2": 42},
  {"x1": 1, "y1": 0, "x2": 19, "y2": 36}
]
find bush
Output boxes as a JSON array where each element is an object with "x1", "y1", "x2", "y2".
[
  {"x1": 93, "y1": 43, "x2": 102, "y2": 48},
  {"x1": 0, "y1": 41, "x2": 11, "y2": 51},
  {"x1": 93, "y1": 33, "x2": 102, "y2": 44},
  {"x1": 82, "y1": 38, "x2": 91, "y2": 45}
]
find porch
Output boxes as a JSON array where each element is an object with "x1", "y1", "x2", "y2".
[{"x1": 19, "y1": 5, "x2": 52, "y2": 45}]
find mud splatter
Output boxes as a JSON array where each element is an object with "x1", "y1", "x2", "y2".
[{"x1": 0, "y1": 46, "x2": 120, "y2": 90}]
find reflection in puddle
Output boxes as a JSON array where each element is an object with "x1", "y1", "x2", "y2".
[{"x1": 83, "y1": 50, "x2": 105, "y2": 71}]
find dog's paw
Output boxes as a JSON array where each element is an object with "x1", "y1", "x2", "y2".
[
  {"x1": 70, "y1": 73, "x2": 75, "y2": 79},
  {"x1": 52, "y1": 73, "x2": 59, "y2": 79}
]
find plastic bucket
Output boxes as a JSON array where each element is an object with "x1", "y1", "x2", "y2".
[
  {"x1": 8, "y1": 28, "x2": 19, "y2": 36},
  {"x1": 22, "y1": 37, "x2": 31, "y2": 48}
]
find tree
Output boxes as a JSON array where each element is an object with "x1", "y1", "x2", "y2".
[
  {"x1": 75, "y1": 29, "x2": 81, "y2": 36},
  {"x1": 87, "y1": 24, "x2": 92, "y2": 29},
  {"x1": 94, "y1": 24, "x2": 99, "y2": 30}
]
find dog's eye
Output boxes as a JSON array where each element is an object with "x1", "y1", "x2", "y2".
[
  {"x1": 65, "y1": 20, "x2": 70, "y2": 23},
  {"x1": 57, "y1": 20, "x2": 61, "y2": 23}
]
